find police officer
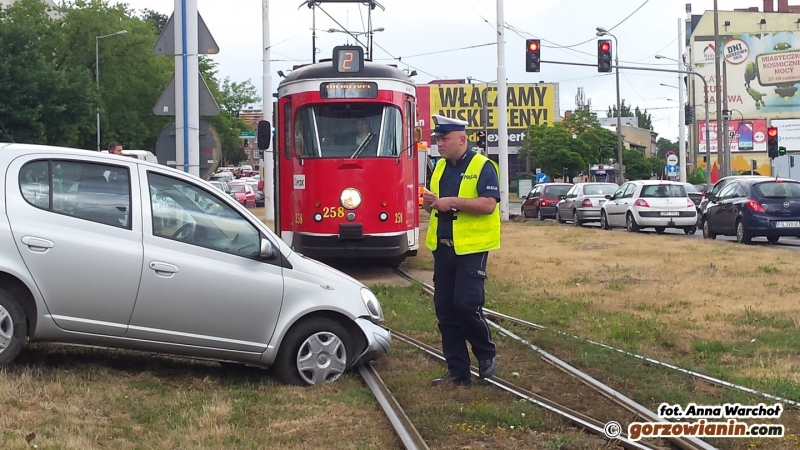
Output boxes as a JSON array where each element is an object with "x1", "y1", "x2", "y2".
[{"x1": 422, "y1": 115, "x2": 501, "y2": 387}]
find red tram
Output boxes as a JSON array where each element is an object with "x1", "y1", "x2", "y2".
[{"x1": 264, "y1": 46, "x2": 420, "y2": 263}]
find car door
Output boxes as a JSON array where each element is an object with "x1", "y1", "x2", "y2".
[
  {"x1": 7, "y1": 156, "x2": 143, "y2": 336},
  {"x1": 522, "y1": 185, "x2": 540, "y2": 215},
  {"x1": 707, "y1": 183, "x2": 736, "y2": 234},
  {"x1": 717, "y1": 183, "x2": 742, "y2": 234},
  {"x1": 603, "y1": 183, "x2": 627, "y2": 226},
  {"x1": 608, "y1": 183, "x2": 634, "y2": 227},
  {"x1": 127, "y1": 168, "x2": 284, "y2": 354}
]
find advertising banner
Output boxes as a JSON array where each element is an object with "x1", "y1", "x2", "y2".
[
  {"x1": 697, "y1": 119, "x2": 767, "y2": 152},
  {"x1": 771, "y1": 118, "x2": 800, "y2": 150},
  {"x1": 692, "y1": 32, "x2": 800, "y2": 119},
  {"x1": 416, "y1": 83, "x2": 558, "y2": 147}
]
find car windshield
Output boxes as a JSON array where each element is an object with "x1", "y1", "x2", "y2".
[
  {"x1": 294, "y1": 104, "x2": 403, "y2": 158},
  {"x1": 753, "y1": 181, "x2": 800, "y2": 198},
  {"x1": 640, "y1": 184, "x2": 686, "y2": 198},
  {"x1": 545, "y1": 185, "x2": 571, "y2": 196},
  {"x1": 683, "y1": 184, "x2": 700, "y2": 193},
  {"x1": 583, "y1": 184, "x2": 616, "y2": 195},
  {"x1": 229, "y1": 184, "x2": 247, "y2": 193}
]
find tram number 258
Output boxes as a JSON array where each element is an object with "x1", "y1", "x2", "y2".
[{"x1": 323, "y1": 207, "x2": 346, "y2": 218}]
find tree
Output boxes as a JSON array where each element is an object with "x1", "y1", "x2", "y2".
[
  {"x1": 578, "y1": 126, "x2": 617, "y2": 164},
  {"x1": 559, "y1": 109, "x2": 601, "y2": 137},
  {"x1": 607, "y1": 99, "x2": 652, "y2": 130},
  {"x1": 622, "y1": 149, "x2": 653, "y2": 180},
  {"x1": 518, "y1": 125, "x2": 585, "y2": 178},
  {"x1": 219, "y1": 77, "x2": 260, "y2": 115},
  {"x1": 139, "y1": 8, "x2": 168, "y2": 34},
  {"x1": 655, "y1": 137, "x2": 678, "y2": 159}
]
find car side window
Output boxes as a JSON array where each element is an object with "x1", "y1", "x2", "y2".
[
  {"x1": 148, "y1": 173, "x2": 262, "y2": 258},
  {"x1": 622, "y1": 184, "x2": 636, "y2": 198},
  {"x1": 612, "y1": 184, "x2": 626, "y2": 199},
  {"x1": 717, "y1": 183, "x2": 736, "y2": 200},
  {"x1": 566, "y1": 186, "x2": 577, "y2": 198},
  {"x1": 20, "y1": 159, "x2": 132, "y2": 229},
  {"x1": 710, "y1": 180, "x2": 726, "y2": 196}
]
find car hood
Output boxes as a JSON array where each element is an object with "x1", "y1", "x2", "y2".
[{"x1": 285, "y1": 251, "x2": 365, "y2": 289}]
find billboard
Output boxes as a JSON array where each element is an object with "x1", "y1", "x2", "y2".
[
  {"x1": 771, "y1": 118, "x2": 800, "y2": 150},
  {"x1": 697, "y1": 119, "x2": 767, "y2": 153},
  {"x1": 416, "y1": 83, "x2": 559, "y2": 147},
  {"x1": 692, "y1": 32, "x2": 800, "y2": 118}
]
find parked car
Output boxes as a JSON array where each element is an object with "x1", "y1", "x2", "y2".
[
  {"x1": 209, "y1": 179, "x2": 234, "y2": 198},
  {"x1": 1, "y1": 143, "x2": 390, "y2": 385},
  {"x1": 600, "y1": 180, "x2": 697, "y2": 234},
  {"x1": 521, "y1": 182, "x2": 572, "y2": 220},
  {"x1": 245, "y1": 180, "x2": 265, "y2": 207},
  {"x1": 228, "y1": 181, "x2": 257, "y2": 208},
  {"x1": 555, "y1": 182, "x2": 618, "y2": 226},
  {"x1": 697, "y1": 175, "x2": 774, "y2": 228},
  {"x1": 703, "y1": 178, "x2": 800, "y2": 244}
]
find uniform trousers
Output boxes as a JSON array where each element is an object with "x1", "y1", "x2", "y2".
[{"x1": 432, "y1": 243, "x2": 496, "y2": 379}]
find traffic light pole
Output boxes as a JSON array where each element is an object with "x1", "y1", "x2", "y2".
[{"x1": 540, "y1": 60, "x2": 712, "y2": 190}]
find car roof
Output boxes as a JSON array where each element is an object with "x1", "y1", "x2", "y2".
[
  {"x1": 634, "y1": 179, "x2": 683, "y2": 185},
  {"x1": 738, "y1": 177, "x2": 795, "y2": 185}
]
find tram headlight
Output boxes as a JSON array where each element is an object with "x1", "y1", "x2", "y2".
[
  {"x1": 361, "y1": 288, "x2": 384, "y2": 324},
  {"x1": 340, "y1": 188, "x2": 362, "y2": 210}
]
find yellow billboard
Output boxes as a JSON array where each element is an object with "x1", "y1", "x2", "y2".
[{"x1": 427, "y1": 83, "x2": 558, "y2": 147}]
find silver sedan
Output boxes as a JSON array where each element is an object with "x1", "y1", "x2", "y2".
[{"x1": 556, "y1": 182, "x2": 619, "y2": 226}]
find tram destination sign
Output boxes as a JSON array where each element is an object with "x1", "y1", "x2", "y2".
[{"x1": 320, "y1": 82, "x2": 378, "y2": 99}]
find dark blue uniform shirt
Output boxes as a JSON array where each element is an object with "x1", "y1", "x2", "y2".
[{"x1": 437, "y1": 151, "x2": 501, "y2": 240}]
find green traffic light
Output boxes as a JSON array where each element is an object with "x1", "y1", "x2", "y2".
[{"x1": 779, "y1": 146, "x2": 787, "y2": 156}]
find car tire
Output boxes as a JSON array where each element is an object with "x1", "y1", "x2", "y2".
[
  {"x1": 768, "y1": 236, "x2": 780, "y2": 245},
  {"x1": 572, "y1": 210, "x2": 581, "y2": 227},
  {"x1": 556, "y1": 210, "x2": 564, "y2": 224},
  {"x1": 274, "y1": 317, "x2": 353, "y2": 386},
  {"x1": 702, "y1": 218, "x2": 716, "y2": 240},
  {"x1": 626, "y1": 212, "x2": 640, "y2": 233},
  {"x1": 537, "y1": 209, "x2": 545, "y2": 221},
  {"x1": 735, "y1": 220, "x2": 752, "y2": 245},
  {"x1": 522, "y1": 208, "x2": 531, "y2": 219},
  {"x1": 684, "y1": 226, "x2": 697, "y2": 235},
  {"x1": 0, "y1": 287, "x2": 27, "y2": 367},
  {"x1": 655, "y1": 227, "x2": 666, "y2": 235},
  {"x1": 600, "y1": 211, "x2": 611, "y2": 230}
]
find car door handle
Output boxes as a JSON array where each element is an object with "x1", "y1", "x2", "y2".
[
  {"x1": 21, "y1": 236, "x2": 54, "y2": 251},
  {"x1": 149, "y1": 261, "x2": 179, "y2": 276}
]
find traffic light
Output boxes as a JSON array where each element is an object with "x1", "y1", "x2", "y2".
[
  {"x1": 767, "y1": 127, "x2": 779, "y2": 158},
  {"x1": 597, "y1": 39, "x2": 612, "y2": 73},
  {"x1": 526, "y1": 39, "x2": 541, "y2": 73},
  {"x1": 779, "y1": 146, "x2": 787, "y2": 156},
  {"x1": 684, "y1": 104, "x2": 694, "y2": 125}
]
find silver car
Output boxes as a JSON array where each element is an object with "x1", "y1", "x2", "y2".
[
  {"x1": 0, "y1": 143, "x2": 390, "y2": 385},
  {"x1": 555, "y1": 182, "x2": 619, "y2": 226}
]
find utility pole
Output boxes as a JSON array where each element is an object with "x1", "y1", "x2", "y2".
[
  {"x1": 678, "y1": 18, "x2": 687, "y2": 182},
  {"x1": 496, "y1": 0, "x2": 509, "y2": 221},
  {"x1": 722, "y1": 60, "x2": 730, "y2": 177},
  {"x1": 262, "y1": 0, "x2": 275, "y2": 222},
  {"x1": 713, "y1": 0, "x2": 723, "y2": 178}
]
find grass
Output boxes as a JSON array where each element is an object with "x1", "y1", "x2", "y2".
[{"x1": 2, "y1": 210, "x2": 798, "y2": 449}]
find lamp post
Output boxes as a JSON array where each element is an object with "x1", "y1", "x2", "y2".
[
  {"x1": 596, "y1": 27, "x2": 623, "y2": 183},
  {"x1": 657, "y1": 50, "x2": 688, "y2": 183},
  {"x1": 326, "y1": 27, "x2": 384, "y2": 60},
  {"x1": 95, "y1": 30, "x2": 128, "y2": 151}
]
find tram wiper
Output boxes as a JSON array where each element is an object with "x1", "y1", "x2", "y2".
[{"x1": 350, "y1": 133, "x2": 375, "y2": 159}]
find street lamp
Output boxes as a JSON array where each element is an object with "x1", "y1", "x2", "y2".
[
  {"x1": 96, "y1": 30, "x2": 128, "y2": 151},
  {"x1": 596, "y1": 27, "x2": 624, "y2": 183}
]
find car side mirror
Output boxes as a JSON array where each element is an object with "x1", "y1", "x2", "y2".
[
  {"x1": 558, "y1": 195, "x2": 566, "y2": 200},
  {"x1": 257, "y1": 120, "x2": 271, "y2": 150},
  {"x1": 605, "y1": 194, "x2": 612, "y2": 200},
  {"x1": 260, "y1": 238, "x2": 279, "y2": 259},
  {"x1": 413, "y1": 126, "x2": 422, "y2": 144}
]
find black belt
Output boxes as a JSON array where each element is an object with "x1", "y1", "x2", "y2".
[{"x1": 439, "y1": 239, "x2": 454, "y2": 247}]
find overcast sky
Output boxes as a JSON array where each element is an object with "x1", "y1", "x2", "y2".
[{"x1": 112, "y1": 0, "x2": 773, "y2": 143}]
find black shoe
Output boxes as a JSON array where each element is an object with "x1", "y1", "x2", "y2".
[
  {"x1": 478, "y1": 357, "x2": 496, "y2": 378},
  {"x1": 431, "y1": 371, "x2": 471, "y2": 387}
]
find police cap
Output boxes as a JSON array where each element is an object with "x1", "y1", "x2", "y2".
[{"x1": 432, "y1": 115, "x2": 468, "y2": 137}]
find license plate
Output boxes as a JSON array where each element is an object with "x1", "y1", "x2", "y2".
[
  {"x1": 598, "y1": 200, "x2": 605, "y2": 205},
  {"x1": 775, "y1": 221, "x2": 800, "y2": 228},
  {"x1": 660, "y1": 211, "x2": 680, "y2": 216}
]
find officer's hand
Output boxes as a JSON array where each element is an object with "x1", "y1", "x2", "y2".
[
  {"x1": 422, "y1": 192, "x2": 438, "y2": 206},
  {"x1": 432, "y1": 197, "x2": 458, "y2": 212}
]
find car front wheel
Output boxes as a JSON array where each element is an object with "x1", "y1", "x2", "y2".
[
  {"x1": 274, "y1": 317, "x2": 353, "y2": 386},
  {"x1": 736, "y1": 220, "x2": 752, "y2": 245},
  {"x1": 0, "y1": 287, "x2": 27, "y2": 367}
]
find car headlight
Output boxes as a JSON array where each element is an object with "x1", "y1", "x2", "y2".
[
  {"x1": 341, "y1": 188, "x2": 362, "y2": 210},
  {"x1": 361, "y1": 288, "x2": 384, "y2": 324}
]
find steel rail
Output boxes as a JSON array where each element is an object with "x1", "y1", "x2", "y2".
[
  {"x1": 389, "y1": 329, "x2": 663, "y2": 450},
  {"x1": 358, "y1": 363, "x2": 430, "y2": 450},
  {"x1": 393, "y1": 268, "x2": 799, "y2": 409},
  {"x1": 487, "y1": 320, "x2": 716, "y2": 450}
]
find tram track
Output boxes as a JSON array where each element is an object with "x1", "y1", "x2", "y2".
[{"x1": 390, "y1": 267, "x2": 716, "y2": 450}]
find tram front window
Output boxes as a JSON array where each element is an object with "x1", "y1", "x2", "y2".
[{"x1": 294, "y1": 104, "x2": 403, "y2": 158}]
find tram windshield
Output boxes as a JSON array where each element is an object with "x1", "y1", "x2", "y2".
[{"x1": 294, "y1": 104, "x2": 404, "y2": 158}]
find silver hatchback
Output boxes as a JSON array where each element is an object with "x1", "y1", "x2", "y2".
[{"x1": 0, "y1": 143, "x2": 390, "y2": 385}]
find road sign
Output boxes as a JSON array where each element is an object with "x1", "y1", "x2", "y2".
[
  {"x1": 154, "y1": 12, "x2": 219, "y2": 55},
  {"x1": 239, "y1": 131, "x2": 256, "y2": 139},
  {"x1": 664, "y1": 151, "x2": 676, "y2": 159},
  {"x1": 153, "y1": 73, "x2": 220, "y2": 116},
  {"x1": 536, "y1": 172, "x2": 549, "y2": 183},
  {"x1": 535, "y1": 167, "x2": 542, "y2": 174},
  {"x1": 155, "y1": 120, "x2": 222, "y2": 179},
  {"x1": 666, "y1": 154, "x2": 679, "y2": 166},
  {"x1": 666, "y1": 164, "x2": 678, "y2": 176}
]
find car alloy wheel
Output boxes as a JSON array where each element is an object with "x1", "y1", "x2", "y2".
[
  {"x1": 600, "y1": 211, "x2": 610, "y2": 230},
  {"x1": 0, "y1": 287, "x2": 27, "y2": 366},
  {"x1": 736, "y1": 221, "x2": 752, "y2": 244},
  {"x1": 274, "y1": 317, "x2": 352, "y2": 386},
  {"x1": 573, "y1": 210, "x2": 581, "y2": 227},
  {"x1": 626, "y1": 212, "x2": 639, "y2": 232}
]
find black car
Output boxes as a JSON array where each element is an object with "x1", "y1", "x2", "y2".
[
  {"x1": 703, "y1": 178, "x2": 800, "y2": 244},
  {"x1": 697, "y1": 175, "x2": 774, "y2": 228}
]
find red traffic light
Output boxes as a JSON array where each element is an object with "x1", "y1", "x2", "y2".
[
  {"x1": 528, "y1": 41, "x2": 539, "y2": 52},
  {"x1": 600, "y1": 42, "x2": 611, "y2": 52},
  {"x1": 768, "y1": 127, "x2": 778, "y2": 138}
]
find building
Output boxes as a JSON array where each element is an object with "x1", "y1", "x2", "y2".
[
  {"x1": 236, "y1": 107, "x2": 262, "y2": 168},
  {"x1": 0, "y1": 0, "x2": 61, "y2": 18},
  {"x1": 687, "y1": 0, "x2": 800, "y2": 176},
  {"x1": 598, "y1": 118, "x2": 659, "y2": 158}
]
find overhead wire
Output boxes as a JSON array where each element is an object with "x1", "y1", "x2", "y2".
[{"x1": 374, "y1": 42, "x2": 496, "y2": 60}]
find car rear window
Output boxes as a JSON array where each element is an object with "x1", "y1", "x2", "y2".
[
  {"x1": 583, "y1": 184, "x2": 616, "y2": 195},
  {"x1": 640, "y1": 184, "x2": 687, "y2": 198},
  {"x1": 683, "y1": 184, "x2": 700, "y2": 193},
  {"x1": 753, "y1": 181, "x2": 800, "y2": 198},
  {"x1": 544, "y1": 185, "x2": 571, "y2": 196}
]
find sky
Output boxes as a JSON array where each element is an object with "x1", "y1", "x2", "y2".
[{"x1": 111, "y1": 0, "x2": 777, "y2": 143}]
